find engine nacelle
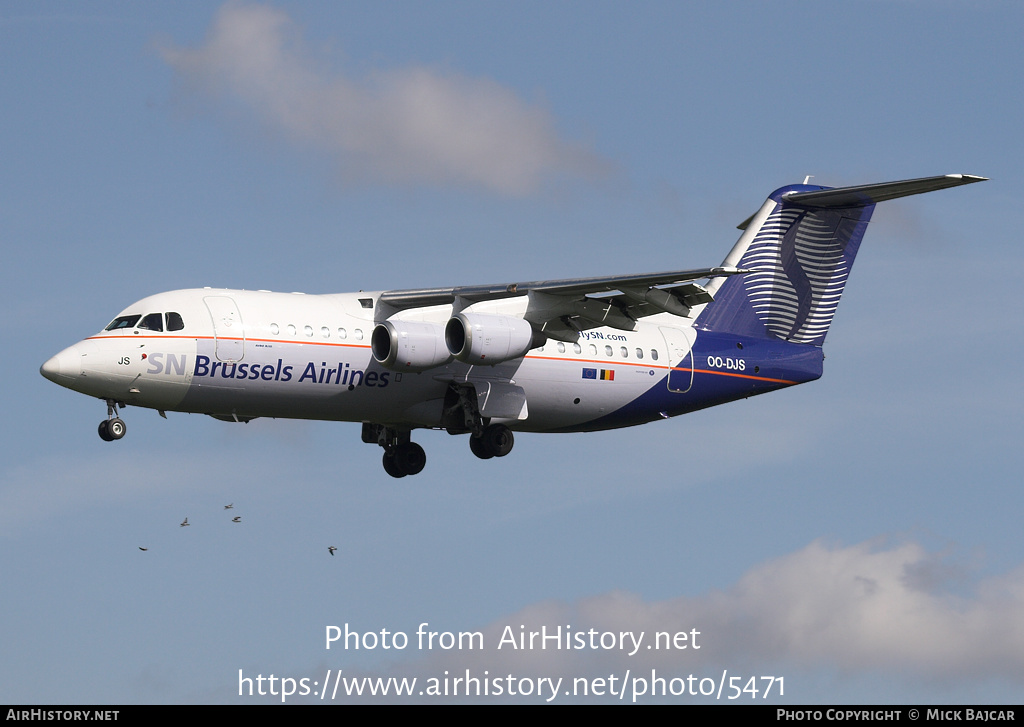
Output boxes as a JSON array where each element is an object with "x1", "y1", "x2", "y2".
[
  {"x1": 445, "y1": 313, "x2": 539, "y2": 366},
  {"x1": 371, "y1": 320, "x2": 452, "y2": 372}
]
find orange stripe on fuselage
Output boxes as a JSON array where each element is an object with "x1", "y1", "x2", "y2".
[
  {"x1": 83, "y1": 336, "x2": 796, "y2": 385},
  {"x1": 523, "y1": 354, "x2": 795, "y2": 385},
  {"x1": 85, "y1": 333, "x2": 373, "y2": 350}
]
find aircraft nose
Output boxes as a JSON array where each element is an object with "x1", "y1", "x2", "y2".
[{"x1": 40, "y1": 347, "x2": 82, "y2": 384}]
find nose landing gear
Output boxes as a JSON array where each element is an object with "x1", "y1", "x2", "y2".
[{"x1": 98, "y1": 399, "x2": 127, "y2": 442}]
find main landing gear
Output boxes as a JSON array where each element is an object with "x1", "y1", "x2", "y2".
[
  {"x1": 98, "y1": 399, "x2": 127, "y2": 442},
  {"x1": 362, "y1": 421, "x2": 516, "y2": 477},
  {"x1": 469, "y1": 424, "x2": 514, "y2": 460},
  {"x1": 441, "y1": 381, "x2": 515, "y2": 460},
  {"x1": 363, "y1": 383, "x2": 517, "y2": 477},
  {"x1": 363, "y1": 424, "x2": 426, "y2": 479},
  {"x1": 363, "y1": 422, "x2": 517, "y2": 477},
  {"x1": 382, "y1": 443, "x2": 426, "y2": 478}
]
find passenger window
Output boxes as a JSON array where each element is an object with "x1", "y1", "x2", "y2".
[
  {"x1": 137, "y1": 313, "x2": 163, "y2": 332},
  {"x1": 604, "y1": 345, "x2": 613, "y2": 357},
  {"x1": 651, "y1": 349, "x2": 659, "y2": 361},
  {"x1": 338, "y1": 328, "x2": 347, "y2": 339},
  {"x1": 589, "y1": 344, "x2": 597, "y2": 356},
  {"x1": 557, "y1": 342, "x2": 565, "y2": 353},
  {"x1": 166, "y1": 312, "x2": 185, "y2": 331},
  {"x1": 304, "y1": 325, "x2": 313, "y2": 337},
  {"x1": 636, "y1": 348, "x2": 644, "y2": 359},
  {"x1": 573, "y1": 343, "x2": 582, "y2": 354},
  {"x1": 321, "y1": 326, "x2": 330, "y2": 338},
  {"x1": 355, "y1": 329, "x2": 363, "y2": 340},
  {"x1": 287, "y1": 324, "x2": 297, "y2": 337},
  {"x1": 620, "y1": 346, "x2": 628, "y2": 358},
  {"x1": 270, "y1": 323, "x2": 280, "y2": 335},
  {"x1": 105, "y1": 315, "x2": 140, "y2": 331}
]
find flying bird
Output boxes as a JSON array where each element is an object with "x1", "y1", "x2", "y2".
[
  {"x1": 224, "y1": 504, "x2": 233, "y2": 510},
  {"x1": 231, "y1": 516, "x2": 241, "y2": 523},
  {"x1": 180, "y1": 518, "x2": 190, "y2": 527},
  {"x1": 139, "y1": 547, "x2": 148, "y2": 551},
  {"x1": 328, "y1": 546, "x2": 337, "y2": 556}
]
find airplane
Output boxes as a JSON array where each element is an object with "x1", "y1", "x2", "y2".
[{"x1": 41, "y1": 174, "x2": 985, "y2": 478}]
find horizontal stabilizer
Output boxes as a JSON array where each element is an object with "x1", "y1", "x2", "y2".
[{"x1": 782, "y1": 174, "x2": 987, "y2": 208}]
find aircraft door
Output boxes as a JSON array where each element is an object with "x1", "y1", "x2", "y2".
[
  {"x1": 204, "y1": 296, "x2": 245, "y2": 362},
  {"x1": 659, "y1": 326, "x2": 696, "y2": 393}
]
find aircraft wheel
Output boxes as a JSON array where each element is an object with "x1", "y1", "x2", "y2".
[
  {"x1": 107, "y1": 418, "x2": 127, "y2": 440},
  {"x1": 382, "y1": 451, "x2": 406, "y2": 478},
  {"x1": 483, "y1": 424, "x2": 514, "y2": 457},
  {"x1": 394, "y1": 442, "x2": 426, "y2": 476},
  {"x1": 98, "y1": 420, "x2": 113, "y2": 442},
  {"x1": 469, "y1": 434, "x2": 493, "y2": 460}
]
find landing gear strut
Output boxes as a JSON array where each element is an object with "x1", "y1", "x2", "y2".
[
  {"x1": 363, "y1": 423, "x2": 426, "y2": 478},
  {"x1": 98, "y1": 399, "x2": 127, "y2": 442},
  {"x1": 440, "y1": 383, "x2": 516, "y2": 461}
]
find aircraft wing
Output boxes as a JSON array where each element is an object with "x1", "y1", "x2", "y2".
[
  {"x1": 377, "y1": 175, "x2": 987, "y2": 341},
  {"x1": 378, "y1": 266, "x2": 747, "y2": 341}
]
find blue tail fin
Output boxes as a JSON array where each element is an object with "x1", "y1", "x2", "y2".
[{"x1": 695, "y1": 174, "x2": 985, "y2": 346}]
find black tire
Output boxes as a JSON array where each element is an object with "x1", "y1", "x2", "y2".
[
  {"x1": 469, "y1": 434, "x2": 493, "y2": 460},
  {"x1": 107, "y1": 418, "x2": 127, "y2": 440},
  {"x1": 483, "y1": 424, "x2": 514, "y2": 457},
  {"x1": 382, "y1": 451, "x2": 406, "y2": 478},
  {"x1": 98, "y1": 420, "x2": 113, "y2": 442},
  {"x1": 394, "y1": 442, "x2": 426, "y2": 476}
]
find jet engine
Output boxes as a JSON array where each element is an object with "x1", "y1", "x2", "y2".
[
  {"x1": 445, "y1": 313, "x2": 541, "y2": 366},
  {"x1": 371, "y1": 320, "x2": 452, "y2": 372}
]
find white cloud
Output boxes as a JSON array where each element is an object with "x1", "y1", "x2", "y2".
[
  {"x1": 308, "y1": 537, "x2": 1024, "y2": 702},
  {"x1": 471, "y1": 538, "x2": 1024, "y2": 677},
  {"x1": 159, "y1": 2, "x2": 609, "y2": 195}
]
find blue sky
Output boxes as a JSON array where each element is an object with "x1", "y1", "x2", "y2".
[{"x1": 2, "y1": 1, "x2": 1022, "y2": 704}]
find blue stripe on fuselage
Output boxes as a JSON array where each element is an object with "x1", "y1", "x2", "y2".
[{"x1": 554, "y1": 332, "x2": 823, "y2": 433}]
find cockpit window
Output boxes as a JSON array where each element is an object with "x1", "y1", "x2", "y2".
[
  {"x1": 137, "y1": 313, "x2": 164, "y2": 332},
  {"x1": 166, "y1": 312, "x2": 184, "y2": 331},
  {"x1": 105, "y1": 315, "x2": 141, "y2": 331}
]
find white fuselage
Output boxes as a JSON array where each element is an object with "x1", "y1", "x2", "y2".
[
  {"x1": 42, "y1": 288, "x2": 700, "y2": 433},
  {"x1": 38, "y1": 174, "x2": 984, "y2": 475}
]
